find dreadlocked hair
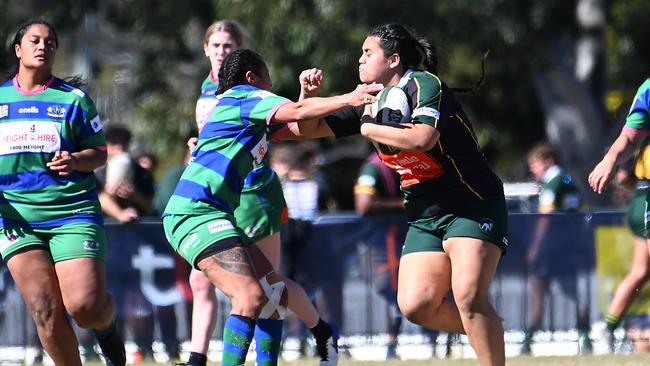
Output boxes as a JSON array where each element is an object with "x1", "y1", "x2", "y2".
[{"x1": 216, "y1": 49, "x2": 267, "y2": 95}]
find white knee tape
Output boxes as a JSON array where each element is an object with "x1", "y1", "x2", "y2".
[{"x1": 259, "y1": 274, "x2": 287, "y2": 319}]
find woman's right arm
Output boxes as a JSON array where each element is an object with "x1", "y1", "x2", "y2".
[
  {"x1": 272, "y1": 69, "x2": 375, "y2": 140},
  {"x1": 589, "y1": 131, "x2": 645, "y2": 194},
  {"x1": 272, "y1": 83, "x2": 382, "y2": 124}
]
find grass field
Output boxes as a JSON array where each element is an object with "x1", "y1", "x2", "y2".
[{"x1": 80, "y1": 354, "x2": 650, "y2": 366}]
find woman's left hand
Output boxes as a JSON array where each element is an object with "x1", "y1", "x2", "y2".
[{"x1": 47, "y1": 151, "x2": 77, "y2": 176}]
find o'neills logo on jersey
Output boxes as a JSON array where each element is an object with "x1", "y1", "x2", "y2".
[
  {"x1": 47, "y1": 105, "x2": 66, "y2": 118},
  {"x1": 0, "y1": 105, "x2": 8, "y2": 119},
  {"x1": 18, "y1": 106, "x2": 39, "y2": 114}
]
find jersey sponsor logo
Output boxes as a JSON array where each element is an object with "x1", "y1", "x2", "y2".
[
  {"x1": 18, "y1": 106, "x2": 39, "y2": 114},
  {"x1": 0, "y1": 230, "x2": 20, "y2": 254},
  {"x1": 0, "y1": 105, "x2": 8, "y2": 119},
  {"x1": 181, "y1": 233, "x2": 200, "y2": 253},
  {"x1": 250, "y1": 136, "x2": 269, "y2": 166},
  {"x1": 0, "y1": 121, "x2": 62, "y2": 155},
  {"x1": 82, "y1": 240, "x2": 100, "y2": 252},
  {"x1": 207, "y1": 220, "x2": 235, "y2": 234},
  {"x1": 413, "y1": 106, "x2": 440, "y2": 119},
  {"x1": 90, "y1": 115, "x2": 103, "y2": 133},
  {"x1": 478, "y1": 219, "x2": 495, "y2": 233},
  {"x1": 47, "y1": 105, "x2": 66, "y2": 118},
  {"x1": 378, "y1": 151, "x2": 444, "y2": 187}
]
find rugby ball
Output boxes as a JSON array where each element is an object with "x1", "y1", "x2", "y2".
[{"x1": 371, "y1": 86, "x2": 412, "y2": 125}]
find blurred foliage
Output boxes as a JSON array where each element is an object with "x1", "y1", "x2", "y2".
[{"x1": 1, "y1": 0, "x2": 650, "y2": 182}]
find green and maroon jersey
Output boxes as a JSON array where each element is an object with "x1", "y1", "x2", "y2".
[{"x1": 326, "y1": 70, "x2": 503, "y2": 220}]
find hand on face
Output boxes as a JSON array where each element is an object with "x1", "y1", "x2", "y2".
[{"x1": 347, "y1": 83, "x2": 384, "y2": 107}]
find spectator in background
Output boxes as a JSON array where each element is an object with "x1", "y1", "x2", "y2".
[
  {"x1": 137, "y1": 153, "x2": 158, "y2": 175},
  {"x1": 96, "y1": 125, "x2": 157, "y2": 361},
  {"x1": 522, "y1": 143, "x2": 591, "y2": 355},
  {"x1": 354, "y1": 152, "x2": 443, "y2": 359},
  {"x1": 280, "y1": 141, "x2": 334, "y2": 221},
  {"x1": 273, "y1": 141, "x2": 344, "y2": 351},
  {"x1": 97, "y1": 125, "x2": 155, "y2": 223}
]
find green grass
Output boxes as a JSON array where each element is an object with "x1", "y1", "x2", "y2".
[{"x1": 81, "y1": 353, "x2": 650, "y2": 365}]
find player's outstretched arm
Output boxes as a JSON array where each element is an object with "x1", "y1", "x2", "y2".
[{"x1": 589, "y1": 131, "x2": 644, "y2": 194}]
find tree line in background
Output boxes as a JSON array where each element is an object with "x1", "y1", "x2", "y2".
[{"x1": 1, "y1": 0, "x2": 649, "y2": 207}]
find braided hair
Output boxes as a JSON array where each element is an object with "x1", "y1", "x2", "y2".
[
  {"x1": 216, "y1": 49, "x2": 267, "y2": 95},
  {"x1": 368, "y1": 23, "x2": 438, "y2": 74}
]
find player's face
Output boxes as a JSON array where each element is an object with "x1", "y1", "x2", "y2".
[
  {"x1": 528, "y1": 157, "x2": 551, "y2": 181},
  {"x1": 359, "y1": 36, "x2": 392, "y2": 85},
  {"x1": 204, "y1": 31, "x2": 239, "y2": 74},
  {"x1": 15, "y1": 24, "x2": 57, "y2": 71}
]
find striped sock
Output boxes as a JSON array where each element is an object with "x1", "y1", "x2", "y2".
[
  {"x1": 254, "y1": 319, "x2": 284, "y2": 366},
  {"x1": 605, "y1": 313, "x2": 621, "y2": 333},
  {"x1": 222, "y1": 315, "x2": 255, "y2": 366}
]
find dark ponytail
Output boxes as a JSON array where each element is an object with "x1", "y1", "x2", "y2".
[
  {"x1": 369, "y1": 23, "x2": 488, "y2": 94},
  {"x1": 368, "y1": 23, "x2": 438, "y2": 74},
  {"x1": 216, "y1": 49, "x2": 267, "y2": 95}
]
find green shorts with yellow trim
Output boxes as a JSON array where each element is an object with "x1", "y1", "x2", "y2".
[
  {"x1": 0, "y1": 223, "x2": 107, "y2": 263},
  {"x1": 628, "y1": 192, "x2": 647, "y2": 238},
  {"x1": 402, "y1": 195, "x2": 509, "y2": 256},
  {"x1": 236, "y1": 175, "x2": 288, "y2": 243},
  {"x1": 163, "y1": 212, "x2": 252, "y2": 269}
]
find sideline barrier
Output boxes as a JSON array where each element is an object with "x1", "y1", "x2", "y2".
[{"x1": 1, "y1": 211, "x2": 648, "y2": 350}]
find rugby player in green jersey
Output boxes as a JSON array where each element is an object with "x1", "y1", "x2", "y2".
[
  {"x1": 277, "y1": 23, "x2": 508, "y2": 366},
  {"x1": 163, "y1": 48, "x2": 381, "y2": 366},
  {"x1": 0, "y1": 21, "x2": 125, "y2": 365}
]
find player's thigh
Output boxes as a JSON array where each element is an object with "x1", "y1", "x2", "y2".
[
  {"x1": 398, "y1": 252, "x2": 452, "y2": 317},
  {"x1": 45, "y1": 224, "x2": 109, "y2": 305},
  {"x1": 443, "y1": 237, "x2": 502, "y2": 303},
  {"x1": 255, "y1": 232, "x2": 281, "y2": 270},
  {"x1": 6, "y1": 248, "x2": 64, "y2": 313}
]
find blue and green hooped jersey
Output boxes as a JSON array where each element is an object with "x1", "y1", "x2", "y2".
[
  {"x1": 0, "y1": 76, "x2": 105, "y2": 229},
  {"x1": 167, "y1": 84, "x2": 289, "y2": 216},
  {"x1": 623, "y1": 78, "x2": 650, "y2": 134},
  {"x1": 196, "y1": 74, "x2": 279, "y2": 194}
]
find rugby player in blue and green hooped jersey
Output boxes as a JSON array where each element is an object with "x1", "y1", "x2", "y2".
[
  {"x1": 590, "y1": 78, "x2": 650, "y2": 345},
  {"x1": 0, "y1": 20, "x2": 125, "y2": 365},
  {"x1": 163, "y1": 48, "x2": 381, "y2": 366},
  {"x1": 184, "y1": 20, "x2": 340, "y2": 366}
]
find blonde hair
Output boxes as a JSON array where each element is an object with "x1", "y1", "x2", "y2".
[
  {"x1": 527, "y1": 142, "x2": 558, "y2": 163},
  {"x1": 204, "y1": 20, "x2": 246, "y2": 48}
]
